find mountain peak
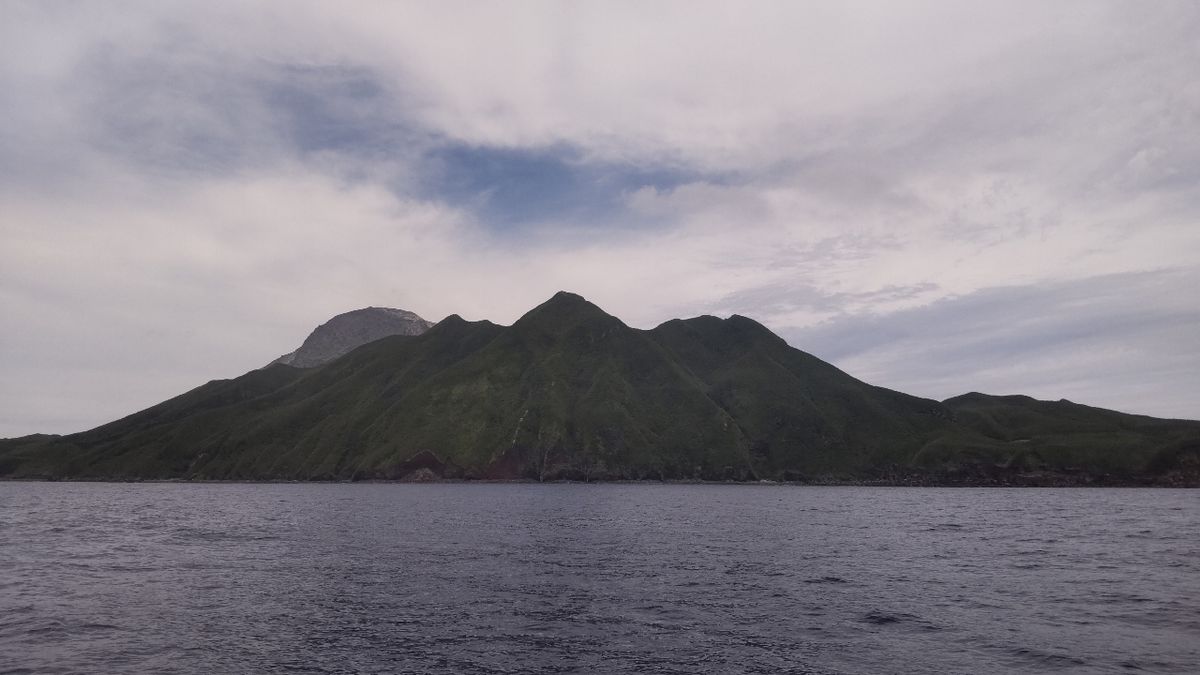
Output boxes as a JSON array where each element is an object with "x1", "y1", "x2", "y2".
[
  {"x1": 512, "y1": 291, "x2": 623, "y2": 335},
  {"x1": 547, "y1": 290, "x2": 590, "y2": 305},
  {"x1": 531, "y1": 291, "x2": 606, "y2": 314},
  {"x1": 271, "y1": 306, "x2": 433, "y2": 368}
]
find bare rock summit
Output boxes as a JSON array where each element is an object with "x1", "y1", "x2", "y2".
[{"x1": 272, "y1": 307, "x2": 433, "y2": 368}]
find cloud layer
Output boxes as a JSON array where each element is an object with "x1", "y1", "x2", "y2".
[{"x1": 2, "y1": 1, "x2": 1198, "y2": 436}]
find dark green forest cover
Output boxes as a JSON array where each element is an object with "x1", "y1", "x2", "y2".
[{"x1": 3, "y1": 292, "x2": 1198, "y2": 485}]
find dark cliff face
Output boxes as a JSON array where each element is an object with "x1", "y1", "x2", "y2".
[
  {"x1": 2, "y1": 292, "x2": 1198, "y2": 484},
  {"x1": 272, "y1": 307, "x2": 434, "y2": 368}
]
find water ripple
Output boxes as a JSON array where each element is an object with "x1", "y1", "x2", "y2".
[{"x1": 0, "y1": 483, "x2": 1197, "y2": 674}]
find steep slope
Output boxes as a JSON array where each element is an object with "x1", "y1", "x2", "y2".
[
  {"x1": 2, "y1": 292, "x2": 1197, "y2": 484},
  {"x1": 272, "y1": 307, "x2": 433, "y2": 368},
  {"x1": 0, "y1": 365, "x2": 308, "y2": 478},
  {"x1": 362, "y1": 292, "x2": 750, "y2": 480},
  {"x1": 649, "y1": 314, "x2": 951, "y2": 477},
  {"x1": 65, "y1": 315, "x2": 502, "y2": 479}
]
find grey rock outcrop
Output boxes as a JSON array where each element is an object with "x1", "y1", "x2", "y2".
[{"x1": 272, "y1": 307, "x2": 433, "y2": 368}]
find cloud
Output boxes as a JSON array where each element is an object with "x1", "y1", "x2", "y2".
[
  {"x1": 783, "y1": 269, "x2": 1200, "y2": 419},
  {"x1": 1, "y1": 1, "x2": 1198, "y2": 435}
]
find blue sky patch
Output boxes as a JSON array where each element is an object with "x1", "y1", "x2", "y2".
[{"x1": 422, "y1": 143, "x2": 708, "y2": 230}]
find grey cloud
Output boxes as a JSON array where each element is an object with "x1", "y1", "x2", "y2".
[
  {"x1": 0, "y1": 24, "x2": 435, "y2": 199},
  {"x1": 79, "y1": 51, "x2": 430, "y2": 178},
  {"x1": 741, "y1": 6, "x2": 1200, "y2": 229},
  {"x1": 1, "y1": 2, "x2": 1198, "y2": 436},
  {"x1": 782, "y1": 269, "x2": 1200, "y2": 418},
  {"x1": 711, "y1": 280, "x2": 940, "y2": 319}
]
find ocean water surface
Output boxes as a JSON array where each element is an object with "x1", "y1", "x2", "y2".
[{"x1": 1, "y1": 483, "x2": 1196, "y2": 674}]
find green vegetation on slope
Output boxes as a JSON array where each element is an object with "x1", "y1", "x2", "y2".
[
  {"x1": 2, "y1": 292, "x2": 1197, "y2": 484},
  {"x1": 934, "y1": 393, "x2": 1200, "y2": 482}
]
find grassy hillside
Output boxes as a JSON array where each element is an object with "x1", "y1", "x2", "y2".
[
  {"x1": 2, "y1": 292, "x2": 1197, "y2": 484},
  {"x1": 932, "y1": 393, "x2": 1200, "y2": 482}
]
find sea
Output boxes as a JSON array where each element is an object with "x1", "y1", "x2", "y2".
[{"x1": 1, "y1": 483, "x2": 1196, "y2": 674}]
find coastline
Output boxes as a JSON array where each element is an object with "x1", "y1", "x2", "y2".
[{"x1": 4, "y1": 475, "x2": 1195, "y2": 487}]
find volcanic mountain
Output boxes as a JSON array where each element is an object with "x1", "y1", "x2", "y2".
[
  {"x1": 271, "y1": 307, "x2": 433, "y2": 368},
  {"x1": 2, "y1": 292, "x2": 1197, "y2": 485}
]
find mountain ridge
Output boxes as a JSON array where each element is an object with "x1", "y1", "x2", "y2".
[{"x1": 2, "y1": 292, "x2": 1197, "y2": 485}]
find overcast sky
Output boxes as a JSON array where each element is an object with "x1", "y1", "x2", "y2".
[{"x1": 2, "y1": 1, "x2": 1198, "y2": 437}]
